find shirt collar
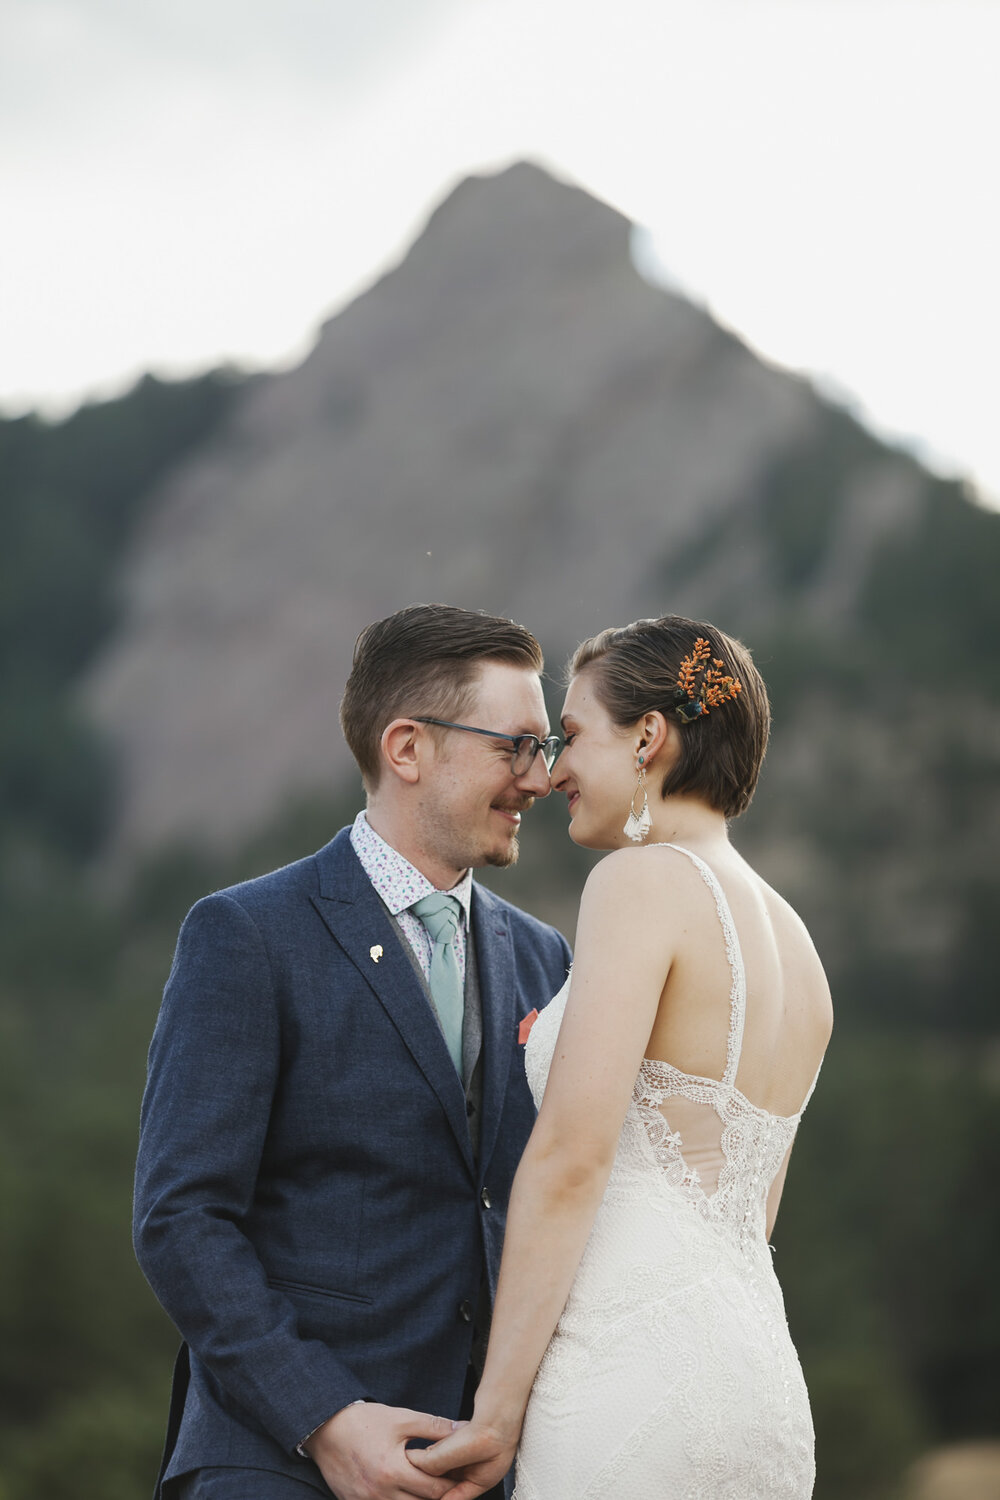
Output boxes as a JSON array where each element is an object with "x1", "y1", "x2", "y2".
[{"x1": 350, "y1": 810, "x2": 473, "y2": 922}]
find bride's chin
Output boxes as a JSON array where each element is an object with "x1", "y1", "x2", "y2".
[{"x1": 567, "y1": 820, "x2": 608, "y2": 852}]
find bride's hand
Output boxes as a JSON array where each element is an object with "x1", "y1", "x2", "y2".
[{"x1": 407, "y1": 1417, "x2": 518, "y2": 1500}]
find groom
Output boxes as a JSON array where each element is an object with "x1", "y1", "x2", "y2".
[{"x1": 133, "y1": 604, "x2": 571, "y2": 1500}]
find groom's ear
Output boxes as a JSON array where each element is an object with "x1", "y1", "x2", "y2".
[{"x1": 380, "y1": 719, "x2": 424, "y2": 784}]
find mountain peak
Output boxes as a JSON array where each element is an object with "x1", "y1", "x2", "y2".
[
  {"x1": 414, "y1": 157, "x2": 631, "y2": 262},
  {"x1": 82, "y1": 164, "x2": 926, "y2": 863}
]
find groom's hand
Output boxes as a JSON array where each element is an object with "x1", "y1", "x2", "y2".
[
  {"x1": 304, "y1": 1401, "x2": 456, "y2": 1500},
  {"x1": 407, "y1": 1420, "x2": 517, "y2": 1500}
]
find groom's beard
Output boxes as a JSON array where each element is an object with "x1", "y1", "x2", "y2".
[
  {"x1": 412, "y1": 783, "x2": 536, "y2": 877},
  {"x1": 482, "y1": 795, "x2": 535, "y2": 868}
]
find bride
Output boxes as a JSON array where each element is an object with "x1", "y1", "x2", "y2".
[{"x1": 411, "y1": 615, "x2": 833, "y2": 1500}]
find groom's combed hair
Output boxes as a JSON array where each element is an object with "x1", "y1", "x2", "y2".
[
  {"x1": 569, "y1": 615, "x2": 771, "y2": 819},
  {"x1": 341, "y1": 603, "x2": 544, "y2": 789}
]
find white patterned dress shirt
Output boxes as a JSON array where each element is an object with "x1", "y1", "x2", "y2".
[{"x1": 349, "y1": 810, "x2": 472, "y2": 983}]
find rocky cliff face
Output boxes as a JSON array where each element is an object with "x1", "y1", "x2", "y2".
[{"x1": 82, "y1": 160, "x2": 933, "y2": 863}]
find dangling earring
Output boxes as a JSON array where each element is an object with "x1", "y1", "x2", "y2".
[{"x1": 623, "y1": 757, "x2": 652, "y2": 843}]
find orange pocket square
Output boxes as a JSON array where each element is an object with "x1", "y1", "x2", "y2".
[{"x1": 518, "y1": 1008, "x2": 539, "y2": 1045}]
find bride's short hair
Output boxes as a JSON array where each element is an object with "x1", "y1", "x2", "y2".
[{"x1": 568, "y1": 616, "x2": 770, "y2": 818}]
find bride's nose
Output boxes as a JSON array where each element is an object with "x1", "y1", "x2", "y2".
[{"x1": 550, "y1": 755, "x2": 570, "y2": 793}]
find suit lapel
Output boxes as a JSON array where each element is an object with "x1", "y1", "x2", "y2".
[
  {"x1": 311, "y1": 833, "x2": 474, "y2": 1176},
  {"x1": 471, "y1": 884, "x2": 517, "y2": 1179}
]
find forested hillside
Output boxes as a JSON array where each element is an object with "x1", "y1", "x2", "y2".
[{"x1": 0, "y1": 370, "x2": 250, "y2": 868}]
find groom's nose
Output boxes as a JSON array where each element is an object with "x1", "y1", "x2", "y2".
[{"x1": 515, "y1": 749, "x2": 552, "y2": 798}]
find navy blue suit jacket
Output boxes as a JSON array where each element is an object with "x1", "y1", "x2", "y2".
[{"x1": 133, "y1": 827, "x2": 571, "y2": 1492}]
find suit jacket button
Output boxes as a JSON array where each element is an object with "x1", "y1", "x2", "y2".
[
  {"x1": 480, "y1": 1187, "x2": 492, "y2": 1210},
  {"x1": 458, "y1": 1300, "x2": 474, "y2": 1322},
  {"x1": 466, "y1": 1099, "x2": 476, "y2": 1117}
]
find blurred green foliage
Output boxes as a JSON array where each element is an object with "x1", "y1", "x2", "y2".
[
  {"x1": 0, "y1": 370, "x2": 248, "y2": 864},
  {"x1": 0, "y1": 375, "x2": 998, "y2": 1499}
]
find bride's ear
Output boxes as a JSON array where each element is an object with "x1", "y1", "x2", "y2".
[{"x1": 636, "y1": 711, "x2": 673, "y2": 768}]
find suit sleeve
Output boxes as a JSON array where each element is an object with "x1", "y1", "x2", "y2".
[{"x1": 133, "y1": 892, "x2": 373, "y2": 1454}]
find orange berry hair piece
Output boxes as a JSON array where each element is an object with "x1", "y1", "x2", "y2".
[{"x1": 675, "y1": 639, "x2": 742, "y2": 718}]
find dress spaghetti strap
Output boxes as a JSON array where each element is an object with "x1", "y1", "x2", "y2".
[{"x1": 656, "y1": 843, "x2": 748, "y2": 1086}]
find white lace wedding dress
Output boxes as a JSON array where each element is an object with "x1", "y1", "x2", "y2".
[{"x1": 514, "y1": 845, "x2": 821, "y2": 1500}]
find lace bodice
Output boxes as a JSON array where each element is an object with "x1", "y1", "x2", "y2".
[{"x1": 515, "y1": 844, "x2": 819, "y2": 1499}]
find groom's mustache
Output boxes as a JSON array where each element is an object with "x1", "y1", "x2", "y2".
[{"x1": 493, "y1": 796, "x2": 536, "y2": 813}]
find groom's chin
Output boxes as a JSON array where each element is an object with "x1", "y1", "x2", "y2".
[{"x1": 485, "y1": 835, "x2": 520, "y2": 869}]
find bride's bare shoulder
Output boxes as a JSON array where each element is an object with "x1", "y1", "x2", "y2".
[
  {"x1": 749, "y1": 867, "x2": 832, "y2": 1012},
  {"x1": 752, "y1": 867, "x2": 821, "y2": 951},
  {"x1": 583, "y1": 843, "x2": 713, "y2": 908}
]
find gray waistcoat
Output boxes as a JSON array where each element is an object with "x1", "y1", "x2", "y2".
[{"x1": 391, "y1": 909, "x2": 492, "y2": 1374}]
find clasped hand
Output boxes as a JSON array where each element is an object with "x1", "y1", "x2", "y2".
[
  {"x1": 407, "y1": 1417, "x2": 518, "y2": 1500},
  {"x1": 303, "y1": 1401, "x2": 516, "y2": 1500}
]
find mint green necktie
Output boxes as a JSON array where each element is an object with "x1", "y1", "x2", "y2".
[{"x1": 412, "y1": 892, "x2": 465, "y2": 1075}]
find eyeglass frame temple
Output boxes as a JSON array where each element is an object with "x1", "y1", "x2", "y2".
[{"x1": 411, "y1": 717, "x2": 563, "y2": 770}]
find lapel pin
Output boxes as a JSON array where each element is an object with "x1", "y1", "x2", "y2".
[{"x1": 369, "y1": 944, "x2": 383, "y2": 963}]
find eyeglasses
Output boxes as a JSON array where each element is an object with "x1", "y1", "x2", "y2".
[{"x1": 413, "y1": 718, "x2": 563, "y2": 774}]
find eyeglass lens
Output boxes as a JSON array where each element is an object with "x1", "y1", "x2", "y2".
[{"x1": 512, "y1": 738, "x2": 559, "y2": 774}]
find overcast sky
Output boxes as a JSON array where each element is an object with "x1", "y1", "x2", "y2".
[{"x1": 3, "y1": 0, "x2": 998, "y2": 502}]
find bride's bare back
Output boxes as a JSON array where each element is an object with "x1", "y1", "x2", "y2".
[{"x1": 644, "y1": 842, "x2": 832, "y2": 1121}]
